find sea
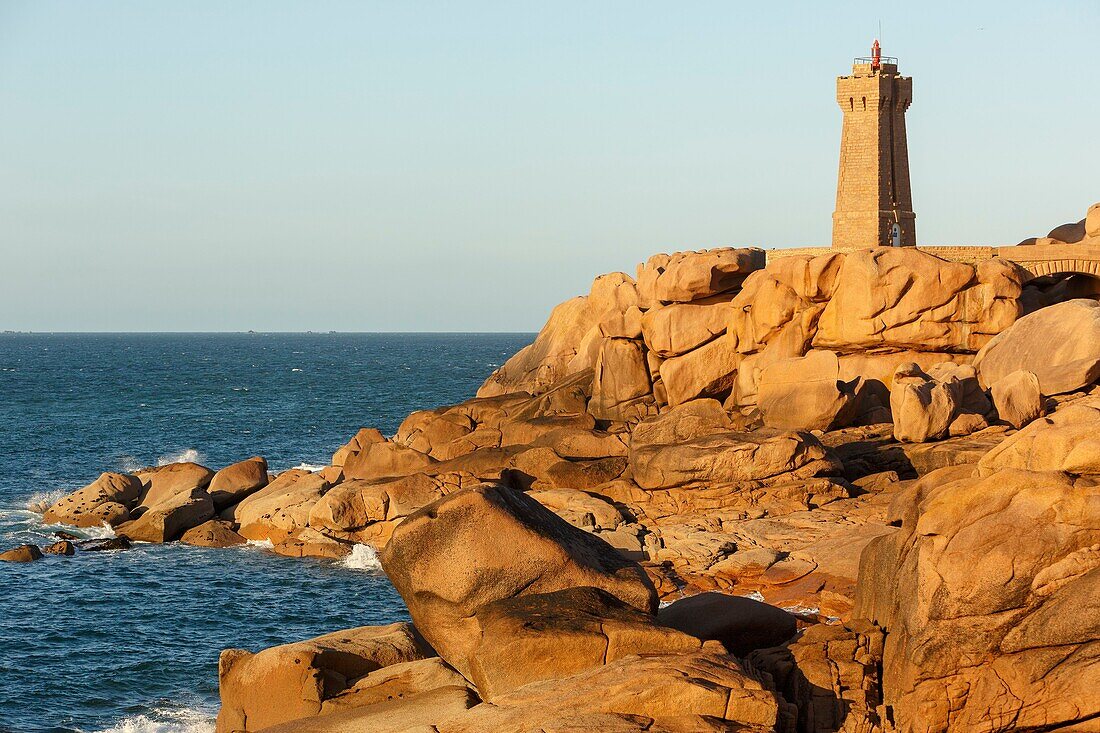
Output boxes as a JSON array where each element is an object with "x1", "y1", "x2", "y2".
[{"x1": 0, "y1": 333, "x2": 532, "y2": 733}]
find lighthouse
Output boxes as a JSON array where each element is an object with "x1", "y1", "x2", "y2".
[{"x1": 831, "y1": 41, "x2": 916, "y2": 249}]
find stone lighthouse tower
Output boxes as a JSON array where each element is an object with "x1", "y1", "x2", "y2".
[{"x1": 831, "y1": 41, "x2": 916, "y2": 249}]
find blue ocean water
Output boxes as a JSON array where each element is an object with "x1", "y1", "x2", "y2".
[{"x1": 0, "y1": 333, "x2": 531, "y2": 733}]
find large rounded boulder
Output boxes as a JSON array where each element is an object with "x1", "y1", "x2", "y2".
[
  {"x1": 975, "y1": 299, "x2": 1100, "y2": 394},
  {"x1": 379, "y1": 483, "x2": 658, "y2": 678}
]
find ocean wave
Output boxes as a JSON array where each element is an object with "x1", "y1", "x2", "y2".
[
  {"x1": 91, "y1": 706, "x2": 215, "y2": 733},
  {"x1": 78, "y1": 522, "x2": 118, "y2": 540},
  {"x1": 289, "y1": 462, "x2": 327, "y2": 472},
  {"x1": 157, "y1": 448, "x2": 205, "y2": 467},
  {"x1": 24, "y1": 488, "x2": 66, "y2": 513},
  {"x1": 340, "y1": 543, "x2": 383, "y2": 571},
  {"x1": 117, "y1": 454, "x2": 147, "y2": 473},
  {"x1": 245, "y1": 538, "x2": 274, "y2": 550}
]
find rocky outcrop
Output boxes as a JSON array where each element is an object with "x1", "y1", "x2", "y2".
[
  {"x1": 748, "y1": 620, "x2": 885, "y2": 733},
  {"x1": 215, "y1": 622, "x2": 433, "y2": 732},
  {"x1": 42, "y1": 540, "x2": 75, "y2": 556},
  {"x1": 637, "y1": 248, "x2": 765, "y2": 307},
  {"x1": 630, "y1": 426, "x2": 839, "y2": 491},
  {"x1": 757, "y1": 350, "x2": 860, "y2": 431},
  {"x1": 42, "y1": 472, "x2": 141, "y2": 527},
  {"x1": 440, "y1": 651, "x2": 786, "y2": 733},
  {"x1": 135, "y1": 462, "x2": 214, "y2": 509},
  {"x1": 122, "y1": 486, "x2": 215, "y2": 543},
  {"x1": 888, "y1": 363, "x2": 960, "y2": 443},
  {"x1": 37, "y1": 232, "x2": 1099, "y2": 732},
  {"x1": 855, "y1": 460, "x2": 1100, "y2": 731}
]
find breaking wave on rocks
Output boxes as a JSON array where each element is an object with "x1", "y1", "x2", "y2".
[
  {"x1": 341, "y1": 543, "x2": 384, "y2": 571},
  {"x1": 290, "y1": 462, "x2": 327, "y2": 472},
  {"x1": 91, "y1": 705, "x2": 215, "y2": 733},
  {"x1": 157, "y1": 448, "x2": 205, "y2": 467},
  {"x1": 24, "y1": 488, "x2": 65, "y2": 513}
]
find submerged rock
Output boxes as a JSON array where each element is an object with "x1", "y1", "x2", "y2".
[{"x1": 80, "y1": 537, "x2": 132, "y2": 552}]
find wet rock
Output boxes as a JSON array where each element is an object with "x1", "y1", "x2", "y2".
[
  {"x1": 80, "y1": 537, "x2": 132, "y2": 552},
  {"x1": 0, "y1": 544, "x2": 42, "y2": 562},
  {"x1": 41, "y1": 540, "x2": 75, "y2": 556},
  {"x1": 42, "y1": 472, "x2": 141, "y2": 528}
]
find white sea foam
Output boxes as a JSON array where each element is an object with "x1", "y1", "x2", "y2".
[
  {"x1": 117, "y1": 454, "x2": 147, "y2": 473},
  {"x1": 80, "y1": 522, "x2": 118, "y2": 540},
  {"x1": 157, "y1": 448, "x2": 205, "y2": 466},
  {"x1": 92, "y1": 706, "x2": 215, "y2": 733},
  {"x1": 290, "y1": 462, "x2": 327, "y2": 472},
  {"x1": 742, "y1": 590, "x2": 767, "y2": 602},
  {"x1": 245, "y1": 538, "x2": 274, "y2": 550},
  {"x1": 291, "y1": 368, "x2": 303, "y2": 372},
  {"x1": 24, "y1": 489, "x2": 66, "y2": 513},
  {"x1": 340, "y1": 543, "x2": 383, "y2": 571}
]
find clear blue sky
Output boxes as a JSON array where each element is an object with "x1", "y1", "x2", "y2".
[{"x1": 1, "y1": 1, "x2": 1097, "y2": 331}]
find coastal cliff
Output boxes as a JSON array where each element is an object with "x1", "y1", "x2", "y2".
[{"x1": 21, "y1": 201, "x2": 1100, "y2": 732}]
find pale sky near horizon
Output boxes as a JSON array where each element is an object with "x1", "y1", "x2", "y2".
[{"x1": 1, "y1": 1, "x2": 1097, "y2": 332}]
